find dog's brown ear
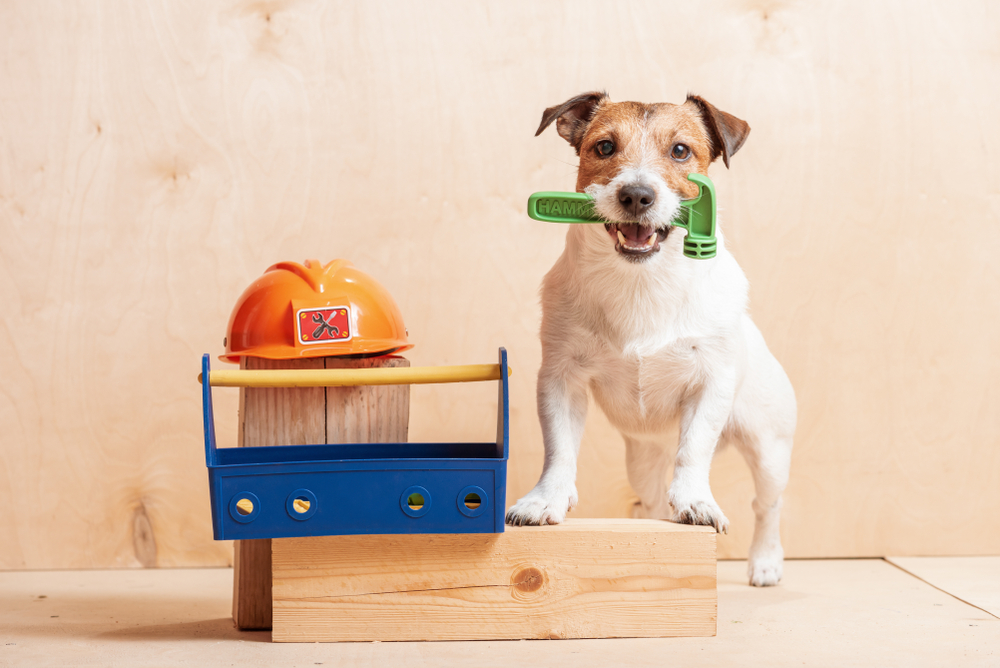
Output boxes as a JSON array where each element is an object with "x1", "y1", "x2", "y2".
[
  {"x1": 536, "y1": 91, "x2": 608, "y2": 153},
  {"x1": 686, "y1": 95, "x2": 750, "y2": 168}
]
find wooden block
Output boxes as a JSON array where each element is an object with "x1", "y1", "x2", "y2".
[
  {"x1": 240, "y1": 357, "x2": 327, "y2": 448},
  {"x1": 232, "y1": 355, "x2": 410, "y2": 631},
  {"x1": 232, "y1": 357, "x2": 324, "y2": 630},
  {"x1": 231, "y1": 529, "x2": 273, "y2": 631},
  {"x1": 271, "y1": 518, "x2": 717, "y2": 642},
  {"x1": 325, "y1": 356, "x2": 410, "y2": 443}
]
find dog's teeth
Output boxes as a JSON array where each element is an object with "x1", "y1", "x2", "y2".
[
  {"x1": 645, "y1": 234, "x2": 656, "y2": 247},
  {"x1": 617, "y1": 230, "x2": 627, "y2": 246}
]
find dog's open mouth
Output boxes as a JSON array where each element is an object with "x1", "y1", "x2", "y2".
[{"x1": 605, "y1": 223, "x2": 670, "y2": 259}]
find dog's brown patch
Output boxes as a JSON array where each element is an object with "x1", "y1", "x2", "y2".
[
  {"x1": 536, "y1": 93, "x2": 749, "y2": 200},
  {"x1": 575, "y1": 101, "x2": 720, "y2": 199}
]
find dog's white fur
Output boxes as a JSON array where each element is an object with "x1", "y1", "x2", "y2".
[{"x1": 506, "y1": 104, "x2": 796, "y2": 587}]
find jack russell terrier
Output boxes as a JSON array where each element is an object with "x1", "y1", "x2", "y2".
[{"x1": 505, "y1": 92, "x2": 797, "y2": 587}]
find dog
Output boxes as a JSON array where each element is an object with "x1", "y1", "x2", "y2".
[{"x1": 505, "y1": 92, "x2": 797, "y2": 587}]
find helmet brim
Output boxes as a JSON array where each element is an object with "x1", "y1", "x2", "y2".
[{"x1": 221, "y1": 340, "x2": 413, "y2": 364}]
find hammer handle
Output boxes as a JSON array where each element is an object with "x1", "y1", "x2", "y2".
[{"x1": 199, "y1": 363, "x2": 510, "y2": 388}]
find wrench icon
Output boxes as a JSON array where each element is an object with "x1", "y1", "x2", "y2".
[{"x1": 311, "y1": 311, "x2": 340, "y2": 339}]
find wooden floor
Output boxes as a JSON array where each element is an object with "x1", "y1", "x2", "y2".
[{"x1": 1, "y1": 559, "x2": 997, "y2": 667}]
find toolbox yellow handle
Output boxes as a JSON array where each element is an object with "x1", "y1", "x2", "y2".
[{"x1": 199, "y1": 363, "x2": 511, "y2": 388}]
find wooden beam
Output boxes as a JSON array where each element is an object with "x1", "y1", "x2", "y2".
[
  {"x1": 272, "y1": 518, "x2": 716, "y2": 642},
  {"x1": 232, "y1": 356, "x2": 323, "y2": 631},
  {"x1": 324, "y1": 356, "x2": 410, "y2": 444},
  {"x1": 232, "y1": 355, "x2": 410, "y2": 630}
]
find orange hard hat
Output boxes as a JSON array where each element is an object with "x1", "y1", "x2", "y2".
[{"x1": 221, "y1": 259, "x2": 412, "y2": 363}]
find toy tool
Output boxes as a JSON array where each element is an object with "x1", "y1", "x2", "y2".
[
  {"x1": 526, "y1": 173, "x2": 718, "y2": 259},
  {"x1": 201, "y1": 363, "x2": 509, "y2": 388},
  {"x1": 200, "y1": 348, "x2": 510, "y2": 540}
]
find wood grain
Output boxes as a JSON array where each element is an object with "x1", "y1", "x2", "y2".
[
  {"x1": 239, "y1": 357, "x2": 326, "y2": 449},
  {"x1": 0, "y1": 0, "x2": 998, "y2": 569},
  {"x1": 325, "y1": 356, "x2": 410, "y2": 444},
  {"x1": 271, "y1": 519, "x2": 717, "y2": 642}
]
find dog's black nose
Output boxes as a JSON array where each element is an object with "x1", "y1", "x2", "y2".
[{"x1": 618, "y1": 184, "x2": 656, "y2": 217}]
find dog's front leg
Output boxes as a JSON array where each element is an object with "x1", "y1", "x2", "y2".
[
  {"x1": 505, "y1": 359, "x2": 588, "y2": 526},
  {"x1": 668, "y1": 372, "x2": 736, "y2": 533}
]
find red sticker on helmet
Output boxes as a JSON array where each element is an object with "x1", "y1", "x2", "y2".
[{"x1": 296, "y1": 306, "x2": 352, "y2": 345}]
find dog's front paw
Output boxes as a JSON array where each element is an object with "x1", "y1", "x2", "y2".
[
  {"x1": 669, "y1": 493, "x2": 730, "y2": 534},
  {"x1": 748, "y1": 545, "x2": 784, "y2": 586},
  {"x1": 505, "y1": 486, "x2": 578, "y2": 526}
]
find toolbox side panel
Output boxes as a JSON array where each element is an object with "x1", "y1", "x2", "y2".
[{"x1": 215, "y1": 465, "x2": 503, "y2": 539}]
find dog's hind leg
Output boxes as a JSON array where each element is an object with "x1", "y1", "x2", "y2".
[
  {"x1": 730, "y1": 315, "x2": 796, "y2": 585},
  {"x1": 734, "y1": 430, "x2": 792, "y2": 586},
  {"x1": 624, "y1": 435, "x2": 673, "y2": 519}
]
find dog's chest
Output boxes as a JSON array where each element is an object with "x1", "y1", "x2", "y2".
[{"x1": 588, "y1": 337, "x2": 703, "y2": 435}]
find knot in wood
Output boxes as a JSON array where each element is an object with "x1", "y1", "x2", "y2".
[{"x1": 511, "y1": 566, "x2": 544, "y2": 594}]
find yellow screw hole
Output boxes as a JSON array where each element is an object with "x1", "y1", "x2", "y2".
[{"x1": 235, "y1": 498, "x2": 254, "y2": 516}]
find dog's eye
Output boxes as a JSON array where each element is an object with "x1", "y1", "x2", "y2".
[
  {"x1": 595, "y1": 140, "x2": 615, "y2": 157},
  {"x1": 671, "y1": 143, "x2": 691, "y2": 161}
]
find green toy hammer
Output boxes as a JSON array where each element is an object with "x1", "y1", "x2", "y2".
[{"x1": 526, "y1": 173, "x2": 718, "y2": 259}]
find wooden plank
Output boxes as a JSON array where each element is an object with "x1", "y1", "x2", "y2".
[
  {"x1": 232, "y1": 356, "x2": 325, "y2": 630},
  {"x1": 233, "y1": 356, "x2": 410, "y2": 630},
  {"x1": 326, "y1": 357, "x2": 410, "y2": 444},
  {"x1": 886, "y1": 556, "x2": 1000, "y2": 619},
  {"x1": 231, "y1": 530, "x2": 273, "y2": 632},
  {"x1": 271, "y1": 518, "x2": 717, "y2": 642},
  {"x1": 5, "y1": 561, "x2": 1000, "y2": 665},
  {"x1": 5, "y1": 0, "x2": 1000, "y2": 575}
]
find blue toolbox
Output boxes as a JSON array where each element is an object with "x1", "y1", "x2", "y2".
[{"x1": 200, "y1": 348, "x2": 509, "y2": 540}]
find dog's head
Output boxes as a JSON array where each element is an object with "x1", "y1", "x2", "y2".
[{"x1": 537, "y1": 92, "x2": 749, "y2": 262}]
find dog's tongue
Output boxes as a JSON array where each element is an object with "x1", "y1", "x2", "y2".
[{"x1": 619, "y1": 224, "x2": 655, "y2": 244}]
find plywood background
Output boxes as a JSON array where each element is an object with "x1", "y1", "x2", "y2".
[{"x1": 1, "y1": 0, "x2": 998, "y2": 569}]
